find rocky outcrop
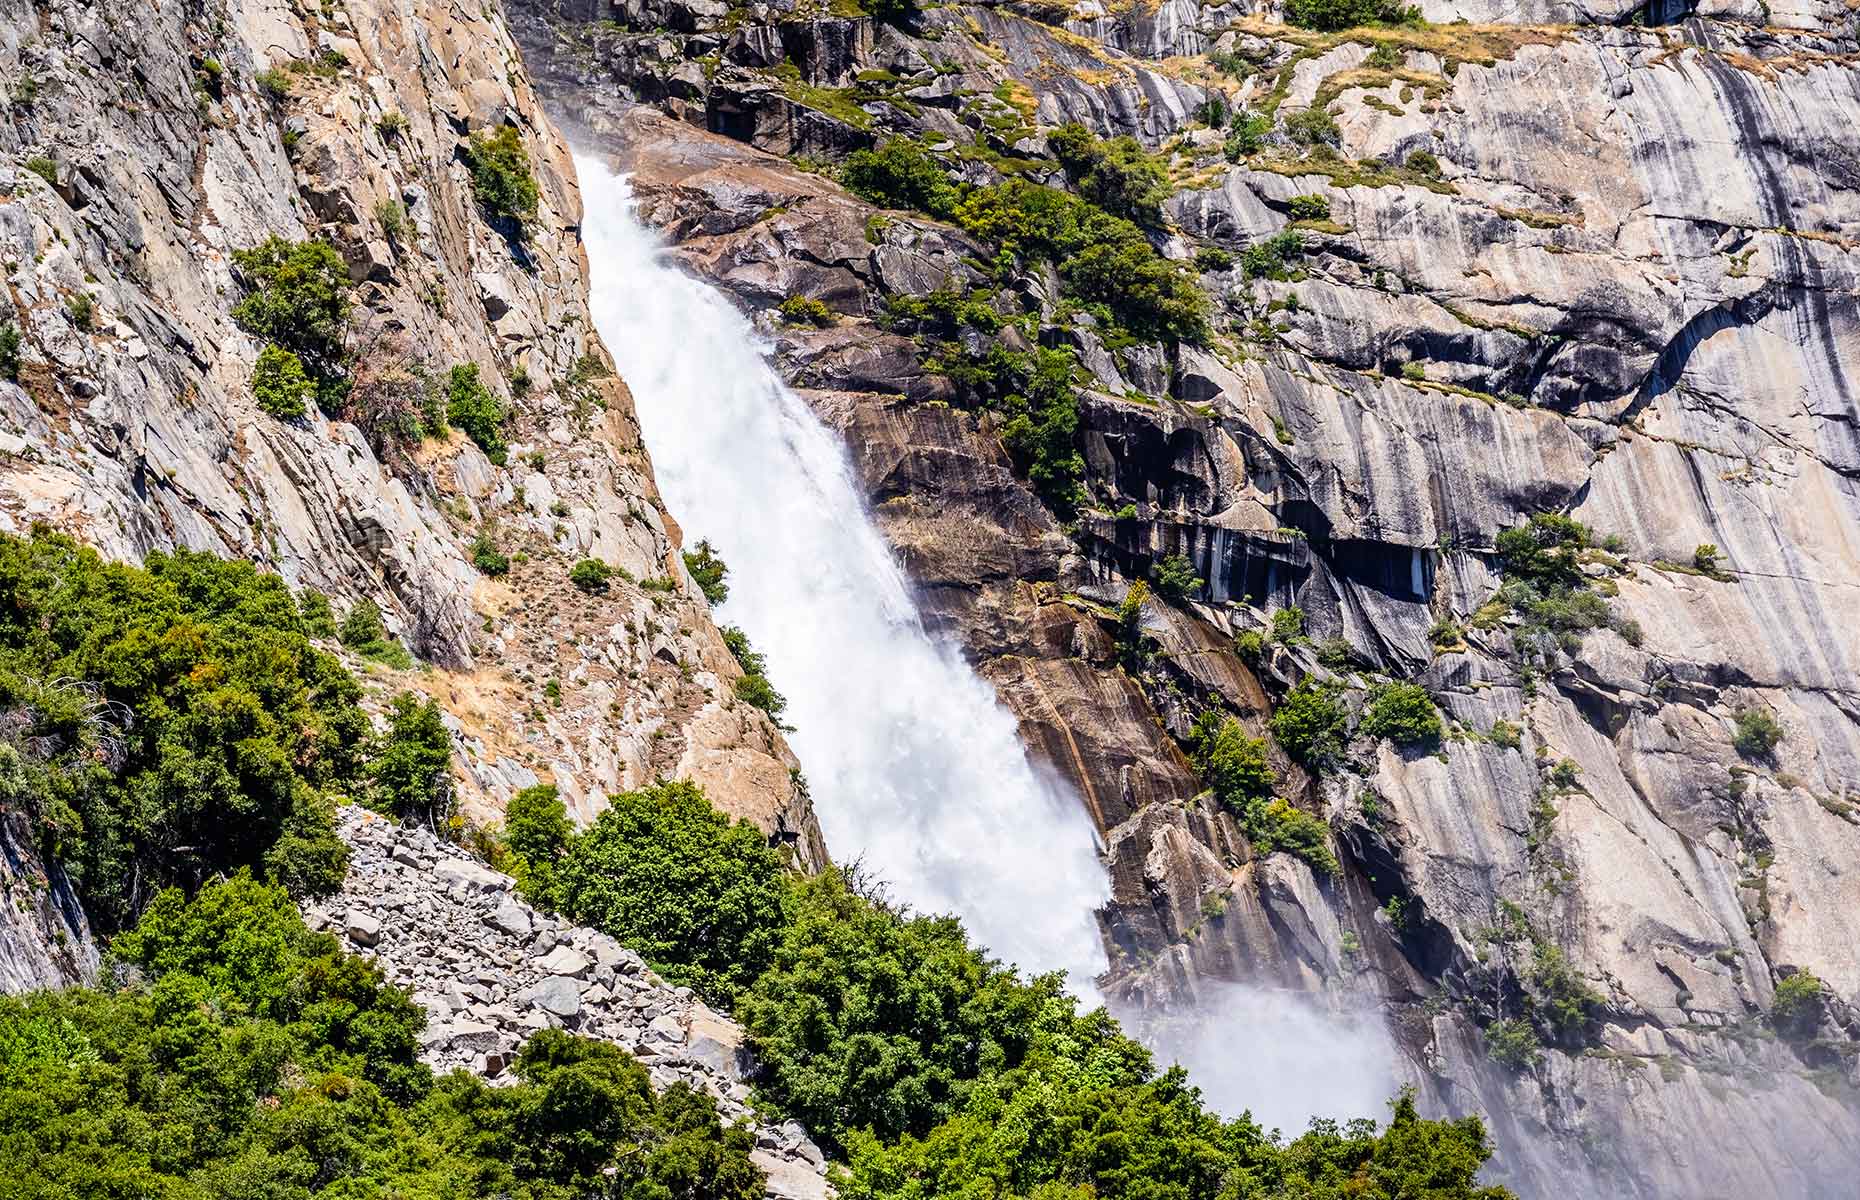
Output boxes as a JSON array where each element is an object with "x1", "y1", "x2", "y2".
[
  {"x1": 0, "y1": 811, "x2": 95, "y2": 993},
  {"x1": 0, "y1": 0, "x2": 826, "y2": 917},
  {"x1": 312, "y1": 804, "x2": 832, "y2": 1200},
  {"x1": 512, "y1": 3, "x2": 1860, "y2": 1194}
]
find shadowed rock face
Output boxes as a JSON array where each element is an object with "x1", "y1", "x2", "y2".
[{"x1": 510, "y1": 1, "x2": 1860, "y2": 1193}]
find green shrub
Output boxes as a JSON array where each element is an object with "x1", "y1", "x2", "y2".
[
  {"x1": 841, "y1": 138, "x2": 959, "y2": 218},
  {"x1": 1235, "y1": 628, "x2": 1265, "y2": 662},
  {"x1": 471, "y1": 529, "x2": 510, "y2": 575},
  {"x1": 250, "y1": 343, "x2": 314, "y2": 418},
  {"x1": 1693, "y1": 542, "x2": 1722, "y2": 572},
  {"x1": 445, "y1": 363, "x2": 509, "y2": 464},
  {"x1": 517, "y1": 774, "x2": 1513, "y2": 1196},
  {"x1": 1489, "y1": 719, "x2": 1522, "y2": 750},
  {"x1": 555, "y1": 780, "x2": 789, "y2": 1004},
  {"x1": 1284, "y1": 0, "x2": 1419, "y2": 31},
  {"x1": 1366, "y1": 40, "x2": 1402, "y2": 69},
  {"x1": 1242, "y1": 229, "x2": 1306, "y2": 280},
  {"x1": 997, "y1": 346, "x2": 1087, "y2": 514},
  {"x1": 1287, "y1": 193, "x2": 1332, "y2": 221},
  {"x1": 1151, "y1": 553, "x2": 1203, "y2": 601},
  {"x1": 1529, "y1": 943, "x2": 1602, "y2": 1040},
  {"x1": 1048, "y1": 123, "x2": 1171, "y2": 227},
  {"x1": 0, "y1": 531, "x2": 368, "y2": 931},
  {"x1": 370, "y1": 691, "x2": 452, "y2": 821},
  {"x1": 1771, "y1": 971, "x2": 1823, "y2": 1037},
  {"x1": 231, "y1": 237, "x2": 351, "y2": 410},
  {"x1": 778, "y1": 295, "x2": 837, "y2": 327},
  {"x1": 462, "y1": 124, "x2": 540, "y2": 233},
  {"x1": 569, "y1": 557, "x2": 615, "y2": 594},
  {"x1": 1253, "y1": 797, "x2": 1338, "y2": 875},
  {"x1": 375, "y1": 196, "x2": 407, "y2": 240},
  {"x1": 1269, "y1": 604, "x2": 1306, "y2": 642},
  {"x1": 504, "y1": 783, "x2": 572, "y2": 866},
  {"x1": 1284, "y1": 106, "x2": 1341, "y2": 147},
  {"x1": 684, "y1": 540, "x2": 729, "y2": 605},
  {"x1": 1194, "y1": 246, "x2": 1234, "y2": 272},
  {"x1": 65, "y1": 292, "x2": 94, "y2": 330},
  {"x1": 1271, "y1": 676, "x2": 1350, "y2": 767},
  {"x1": 298, "y1": 588, "x2": 337, "y2": 637},
  {"x1": 377, "y1": 110, "x2": 408, "y2": 139},
  {"x1": 1484, "y1": 1018, "x2": 1541, "y2": 1070},
  {"x1": 1360, "y1": 681, "x2": 1441, "y2": 745},
  {"x1": 1732, "y1": 706, "x2": 1783, "y2": 757},
  {"x1": 1224, "y1": 109, "x2": 1274, "y2": 160},
  {"x1": 723, "y1": 626, "x2": 789, "y2": 724},
  {"x1": 1496, "y1": 513, "x2": 1591, "y2": 590},
  {"x1": 1315, "y1": 637, "x2": 1356, "y2": 669},
  {"x1": 1191, "y1": 711, "x2": 1276, "y2": 810},
  {"x1": 0, "y1": 321, "x2": 20, "y2": 382},
  {"x1": 953, "y1": 179, "x2": 1209, "y2": 344},
  {"x1": 339, "y1": 597, "x2": 415, "y2": 668},
  {"x1": 1405, "y1": 149, "x2": 1441, "y2": 177},
  {"x1": 24, "y1": 155, "x2": 56, "y2": 187}
]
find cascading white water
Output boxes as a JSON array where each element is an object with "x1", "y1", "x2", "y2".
[{"x1": 574, "y1": 157, "x2": 1111, "y2": 991}]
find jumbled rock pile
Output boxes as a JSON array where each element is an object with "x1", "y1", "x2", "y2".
[{"x1": 306, "y1": 804, "x2": 830, "y2": 1199}]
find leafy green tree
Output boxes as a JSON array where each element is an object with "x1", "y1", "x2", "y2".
[
  {"x1": 463, "y1": 124, "x2": 541, "y2": 234},
  {"x1": 555, "y1": 781, "x2": 789, "y2": 1004},
  {"x1": 446, "y1": 362, "x2": 510, "y2": 464},
  {"x1": 1271, "y1": 677, "x2": 1350, "y2": 767},
  {"x1": 1360, "y1": 681, "x2": 1442, "y2": 745},
  {"x1": 504, "y1": 782, "x2": 573, "y2": 904},
  {"x1": 683, "y1": 539, "x2": 730, "y2": 605},
  {"x1": 1284, "y1": 0, "x2": 1417, "y2": 31},
  {"x1": 0, "y1": 881, "x2": 764, "y2": 1200},
  {"x1": 1151, "y1": 553, "x2": 1203, "y2": 601},
  {"x1": 999, "y1": 347, "x2": 1086, "y2": 514},
  {"x1": 1048, "y1": 123, "x2": 1171, "y2": 226},
  {"x1": 370, "y1": 691, "x2": 453, "y2": 821},
  {"x1": 251, "y1": 342, "x2": 315, "y2": 418},
  {"x1": 0, "y1": 320, "x2": 20, "y2": 382},
  {"x1": 841, "y1": 138, "x2": 959, "y2": 218},
  {"x1": 1772, "y1": 971, "x2": 1823, "y2": 1038},
  {"x1": 231, "y1": 237, "x2": 352, "y2": 411},
  {"x1": 1495, "y1": 513, "x2": 1591, "y2": 589},
  {"x1": 298, "y1": 587, "x2": 338, "y2": 636},
  {"x1": 1191, "y1": 711, "x2": 1276, "y2": 809}
]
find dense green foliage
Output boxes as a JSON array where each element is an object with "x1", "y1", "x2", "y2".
[
  {"x1": 723, "y1": 626, "x2": 790, "y2": 724},
  {"x1": 512, "y1": 779, "x2": 1508, "y2": 1199},
  {"x1": 1494, "y1": 514, "x2": 1590, "y2": 590},
  {"x1": 1270, "y1": 677, "x2": 1350, "y2": 768},
  {"x1": 841, "y1": 138, "x2": 1207, "y2": 345},
  {"x1": 1048, "y1": 123, "x2": 1171, "y2": 227},
  {"x1": 1151, "y1": 553, "x2": 1203, "y2": 601},
  {"x1": 471, "y1": 530, "x2": 511, "y2": 576},
  {"x1": 369, "y1": 692, "x2": 453, "y2": 821},
  {"x1": 1482, "y1": 1018, "x2": 1541, "y2": 1070},
  {"x1": 463, "y1": 125, "x2": 541, "y2": 234},
  {"x1": 231, "y1": 237, "x2": 352, "y2": 413},
  {"x1": 544, "y1": 781, "x2": 790, "y2": 1005},
  {"x1": 1359, "y1": 682, "x2": 1441, "y2": 745},
  {"x1": 842, "y1": 139, "x2": 959, "y2": 218},
  {"x1": 683, "y1": 539, "x2": 730, "y2": 605},
  {"x1": 0, "y1": 529, "x2": 368, "y2": 931},
  {"x1": 252, "y1": 343, "x2": 316, "y2": 419},
  {"x1": 569, "y1": 558, "x2": 616, "y2": 594},
  {"x1": 1772, "y1": 971, "x2": 1823, "y2": 1037},
  {"x1": 445, "y1": 363, "x2": 510, "y2": 465},
  {"x1": 1732, "y1": 706, "x2": 1784, "y2": 758},
  {"x1": 338, "y1": 596, "x2": 415, "y2": 668},
  {"x1": 779, "y1": 295, "x2": 838, "y2": 328},
  {"x1": 0, "y1": 876, "x2": 764, "y2": 1200},
  {"x1": 1191, "y1": 711, "x2": 1276, "y2": 810},
  {"x1": 1283, "y1": 0, "x2": 1420, "y2": 32}
]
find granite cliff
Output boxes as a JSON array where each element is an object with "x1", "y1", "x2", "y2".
[{"x1": 505, "y1": 1, "x2": 1860, "y2": 1194}]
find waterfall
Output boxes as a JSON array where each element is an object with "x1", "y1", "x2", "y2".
[{"x1": 574, "y1": 158, "x2": 1111, "y2": 992}]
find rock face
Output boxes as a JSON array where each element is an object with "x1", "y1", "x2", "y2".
[
  {"x1": 313, "y1": 805, "x2": 831, "y2": 1200},
  {"x1": 509, "y1": 4, "x2": 1860, "y2": 1197},
  {"x1": 0, "y1": 811, "x2": 96, "y2": 993},
  {"x1": 0, "y1": 0, "x2": 826, "y2": 982}
]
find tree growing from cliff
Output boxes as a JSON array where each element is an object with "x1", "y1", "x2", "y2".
[
  {"x1": 1359, "y1": 681, "x2": 1442, "y2": 745},
  {"x1": 1732, "y1": 706, "x2": 1784, "y2": 758},
  {"x1": 445, "y1": 362, "x2": 510, "y2": 464},
  {"x1": 683, "y1": 539, "x2": 730, "y2": 605},
  {"x1": 1271, "y1": 676, "x2": 1351, "y2": 767},
  {"x1": 462, "y1": 123, "x2": 540, "y2": 236},
  {"x1": 231, "y1": 236, "x2": 352, "y2": 413},
  {"x1": 841, "y1": 137, "x2": 959, "y2": 218},
  {"x1": 370, "y1": 691, "x2": 454, "y2": 823},
  {"x1": 1048, "y1": 123, "x2": 1171, "y2": 227}
]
